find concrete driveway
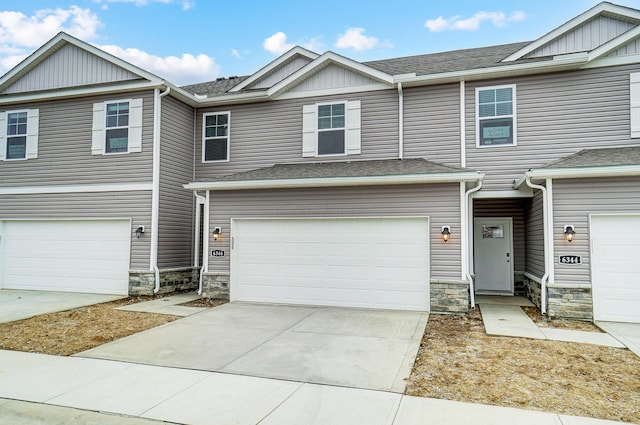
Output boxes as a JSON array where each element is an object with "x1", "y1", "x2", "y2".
[
  {"x1": 0, "y1": 289, "x2": 123, "y2": 323},
  {"x1": 596, "y1": 321, "x2": 640, "y2": 357},
  {"x1": 78, "y1": 302, "x2": 429, "y2": 393}
]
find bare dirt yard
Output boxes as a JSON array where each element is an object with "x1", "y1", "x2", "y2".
[
  {"x1": 406, "y1": 308, "x2": 640, "y2": 424},
  {"x1": 1, "y1": 296, "x2": 638, "y2": 423}
]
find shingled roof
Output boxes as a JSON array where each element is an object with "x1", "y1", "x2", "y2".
[{"x1": 542, "y1": 146, "x2": 640, "y2": 169}]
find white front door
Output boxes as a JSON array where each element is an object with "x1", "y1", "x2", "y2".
[{"x1": 474, "y1": 218, "x2": 514, "y2": 294}]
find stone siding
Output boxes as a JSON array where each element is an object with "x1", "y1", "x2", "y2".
[
  {"x1": 201, "y1": 273, "x2": 230, "y2": 299},
  {"x1": 430, "y1": 280, "x2": 469, "y2": 314},
  {"x1": 523, "y1": 277, "x2": 542, "y2": 309},
  {"x1": 128, "y1": 267, "x2": 199, "y2": 296},
  {"x1": 547, "y1": 286, "x2": 593, "y2": 320}
]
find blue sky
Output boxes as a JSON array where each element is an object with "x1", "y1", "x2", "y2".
[{"x1": 1, "y1": 0, "x2": 639, "y2": 85}]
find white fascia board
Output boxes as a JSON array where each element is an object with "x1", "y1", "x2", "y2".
[
  {"x1": 0, "y1": 81, "x2": 160, "y2": 106},
  {"x1": 587, "y1": 26, "x2": 640, "y2": 61},
  {"x1": 193, "y1": 91, "x2": 270, "y2": 106},
  {"x1": 184, "y1": 172, "x2": 483, "y2": 191},
  {"x1": 0, "y1": 182, "x2": 153, "y2": 195},
  {"x1": 394, "y1": 54, "x2": 587, "y2": 87},
  {"x1": 275, "y1": 83, "x2": 393, "y2": 100},
  {"x1": 502, "y1": 3, "x2": 640, "y2": 62},
  {"x1": 266, "y1": 52, "x2": 395, "y2": 98},
  {"x1": 471, "y1": 189, "x2": 534, "y2": 199},
  {"x1": 228, "y1": 46, "x2": 319, "y2": 93},
  {"x1": 581, "y1": 53, "x2": 640, "y2": 69},
  {"x1": 513, "y1": 164, "x2": 640, "y2": 188}
]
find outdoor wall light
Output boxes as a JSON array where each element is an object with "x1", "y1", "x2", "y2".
[
  {"x1": 212, "y1": 227, "x2": 222, "y2": 241},
  {"x1": 135, "y1": 226, "x2": 145, "y2": 239},
  {"x1": 441, "y1": 226, "x2": 451, "y2": 243},
  {"x1": 564, "y1": 225, "x2": 575, "y2": 242}
]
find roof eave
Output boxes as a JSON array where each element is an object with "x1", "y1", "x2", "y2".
[
  {"x1": 184, "y1": 172, "x2": 483, "y2": 191},
  {"x1": 513, "y1": 164, "x2": 640, "y2": 188}
]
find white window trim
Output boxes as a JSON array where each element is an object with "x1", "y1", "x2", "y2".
[
  {"x1": 3, "y1": 109, "x2": 29, "y2": 161},
  {"x1": 475, "y1": 84, "x2": 517, "y2": 148},
  {"x1": 316, "y1": 100, "x2": 347, "y2": 157},
  {"x1": 104, "y1": 99, "x2": 132, "y2": 155},
  {"x1": 202, "y1": 111, "x2": 231, "y2": 163},
  {"x1": 92, "y1": 98, "x2": 142, "y2": 156},
  {"x1": 0, "y1": 108, "x2": 38, "y2": 161}
]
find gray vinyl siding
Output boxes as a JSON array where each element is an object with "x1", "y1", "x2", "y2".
[
  {"x1": 0, "y1": 90, "x2": 154, "y2": 187},
  {"x1": 251, "y1": 56, "x2": 312, "y2": 89},
  {"x1": 525, "y1": 190, "x2": 545, "y2": 278},
  {"x1": 465, "y1": 64, "x2": 640, "y2": 191},
  {"x1": 289, "y1": 64, "x2": 381, "y2": 93},
  {"x1": 158, "y1": 96, "x2": 195, "y2": 268},
  {"x1": 3, "y1": 44, "x2": 140, "y2": 94},
  {"x1": 0, "y1": 191, "x2": 152, "y2": 269},
  {"x1": 527, "y1": 16, "x2": 635, "y2": 58},
  {"x1": 552, "y1": 176, "x2": 640, "y2": 286},
  {"x1": 403, "y1": 83, "x2": 461, "y2": 167},
  {"x1": 195, "y1": 89, "x2": 398, "y2": 179},
  {"x1": 473, "y1": 198, "x2": 526, "y2": 272},
  {"x1": 207, "y1": 184, "x2": 462, "y2": 281}
]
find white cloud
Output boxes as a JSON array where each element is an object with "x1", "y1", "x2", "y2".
[
  {"x1": 425, "y1": 11, "x2": 525, "y2": 32},
  {"x1": 231, "y1": 48, "x2": 240, "y2": 58},
  {"x1": 99, "y1": 44, "x2": 220, "y2": 85},
  {"x1": 301, "y1": 36, "x2": 324, "y2": 53},
  {"x1": 263, "y1": 32, "x2": 294, "y2": 55},
  {"x1": 335, "y1": 27, "x2": 378, "y2": 51},
  {"x1": 93, "y1": 0, "x2": 195, "y2": 9}
]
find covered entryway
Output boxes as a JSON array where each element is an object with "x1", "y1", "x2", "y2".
[
  {"x1": 474, "y1": 217, "x2": 514, "y2": 295},
  {"x1": 230, "y1": 217, "x2": 430, "y2": 311},
  {"x1": 0, "y1": 220, "x2": 131, "y2": 295},
  {"x1": 591, "y1": 215, "x2": 640, "y2": 323}
]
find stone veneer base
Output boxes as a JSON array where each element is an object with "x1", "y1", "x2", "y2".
[
  {"x1": 430, "y1": 280, "x2": 469, "y2": 314},
  {"x1": 128, "y1": 267, "x2": 199, "y2": 296}
]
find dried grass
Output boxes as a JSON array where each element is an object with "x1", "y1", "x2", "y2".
[
  {"x1": 522, "y1": 306, "x2": 602, "y2": 332},
  {"x1": 406, "y1": 309, "x2": 640, "y2": 423}
]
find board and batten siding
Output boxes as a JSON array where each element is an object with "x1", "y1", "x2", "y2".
[
  {"x1": 474, "y1": 198, "x2": 526, "y2": 273},
  {"x1": 0, "y1": 191, "x2": 152, "y2": 269},
  {"x1": 552, "y1": 176, "x2": 640, "y2": 286},
  {"x1": 3, "y1": 44, "x2": 140, "y2": 94},
  {"x1": 250, "y1": 56, "x2": 313, "y2": 89},
  {"x1": 194, "y1": 89, "x2": 398, "y2": 180},
  {"x1": 207, "y1": 184, "x2": 462, "y2": 281},
  {"x1": 403, "y1": 83, "x2": 461, "y2": 167},
  {"x1": 158, "y1": 96, "x2": 195, "y2": 268},
  {"x1": 0, "y1": 90, "x2": 155, "y2": 187},
  {"x1": 288, "y1": 64, "x2": 381, "y2": 93},
  {"x1": 465, "y1": 64, "x2": 640, "y2": 191},
  {"x1": 527, "y1": 15, "x2": 635, "y2": 58},
  {"x1": 525, "y1": 190, "x2": 545, "y2": 278}
]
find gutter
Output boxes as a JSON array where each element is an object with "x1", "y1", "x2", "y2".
[
  {"x1": 514, "y1": 164, "x2": 640, "y2": 188},
  {"x1": 463, "y1": 180, "x2": 483, "y2": 307},
  {"x1": 184, "y1": 172, "x2": 484, "y2": 191},
  {"x1": 524, "y1": 178, "x2": 551, "y2": 314},
  {"x1": 151, "y1": 86, "x2": 171, "y2": 294}
]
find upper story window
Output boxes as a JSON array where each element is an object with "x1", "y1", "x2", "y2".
[
  {"x1": 92, "y1": 98, "x2": 143, "y2": 155},
  {"x1": 203, "y1": 112, "x2": 230, "y2": 162},
  {"x1": 0, "y1": 109, "x2": 39, "y2": 161},
  {"x1": 476, "y1": 85, "x2": 516, "y2": 147},
  {"x1": 317, "y1": 103, "x2": 346, "y2": 155},
  {"x1": 302, "y1": 100, "x2": 361, "y2": 157}
]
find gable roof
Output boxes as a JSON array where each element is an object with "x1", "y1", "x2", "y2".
[
  {"x1": 0, "y1": 32, "x2": 163, "y2": 95},
  {"x1": 503, "y1": 2, "x2": 640, "y2": 62},
  {"x1": 184, "y1": 158, "x2": 482, "y2": 191}
]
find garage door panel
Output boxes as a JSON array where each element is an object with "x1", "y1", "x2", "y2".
[
  {"x1": 1, "y1": 220, "x2": 130, "y2": 295},
  {"x1": 591, "y1": 215, "x2": 640, "y2": 323},
  {"x1": 231, "y1": 217, "x2": 430, "y2": 311}
]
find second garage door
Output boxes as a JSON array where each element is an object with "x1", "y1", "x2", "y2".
[
  {"x1": 591, "y1": 215, "x2": 640, "y2": 323},
  {"x1": 0, "y1": 220, "x2": 131, "y2": 295},
  {"x1": 230, "y1": 217, "x2": 430, "y2": 311}
]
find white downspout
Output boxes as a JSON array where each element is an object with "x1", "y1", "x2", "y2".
[
  {"x1": 194, "y1": 192, "x2": 206, "y2": 294},
  {"x1": 464, "y1": 180, "x2": 482, "y2": 307},
  {"x1": 525, "y1": 177, "x2": 549, "y2": 314},
  {"x1": 397, "y1": 82, "x2": 404, "y2": 160},
  {"x1": 546, "y1": 178, "x2": 555, "y2": 286},
  {"x1": 199, "y1": 189, "x2": 210, "y2": 295},
  {"x1": 460, "y1": 81, "x2": 466, "y2": 168},
  {"x1": 151, "y1": 86, "x2": 171, "y2": 294}
]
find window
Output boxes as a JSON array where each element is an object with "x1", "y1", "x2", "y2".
[
  {"x1": 302, "y1": 100, "x2": 361, "y2": 157},
  {"x1": 317, "y1": 103, "x2": 346, "y2": 155},
  {"x1": 476, "y1": 85, "x2": 516, "y2": 147},
  {"x1": 203, "y1": 112, "x2": 230, "y2": 162},
  {"x1": 92, "y1": 98, "x2": 142, "y2": 155},
  {"x1": 0, "y1": 109, "x2": 39, "y2": 161},
  {"x1": 105, "y1": 102, "x2": 129, "y2": 153}
]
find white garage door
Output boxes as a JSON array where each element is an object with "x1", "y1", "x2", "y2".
[
  {"x1": 0, "y1": 220, "x2": 131, "y2": 295},
  {"x1": 230, "y1": 217, "x2": 430, "y2": 311},
  {"x1": 591, "y1": 215, "x2": 640, "y2": 323}
]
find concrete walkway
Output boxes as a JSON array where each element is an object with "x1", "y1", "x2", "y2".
[
  {"x1": 597, "y1": 322, "x2": 640, "y2": 357},
  {"x1": 115, "y1": 292, "x2": 207, "y2": 317},
  {"x1": 477, "y1": 297, "x2": 625, "y2": 348},
  {"x1": 0, "y1": 350, "x2": 632, "y2": 425}
]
